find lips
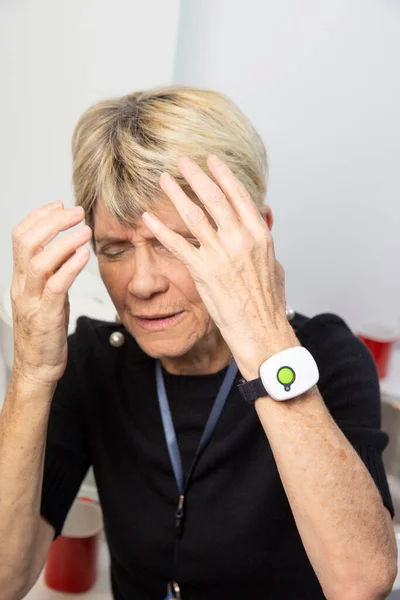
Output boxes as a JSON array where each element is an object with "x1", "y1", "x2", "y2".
[
  {"x1": 136, "y1": 312, "x2": 181, "y2": 320},
  {"x1": 133, "y1": 311, "x2": 185, "y2": 330}
]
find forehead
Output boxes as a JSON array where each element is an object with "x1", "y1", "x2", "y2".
[{"x1": 93, "y1": 198, "x2": 189, "y2": 242}]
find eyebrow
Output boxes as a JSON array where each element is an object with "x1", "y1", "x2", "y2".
[
  {"x1": 95, "y1": 232, "x2": 194, "y2": 245},
  {"x1": 95, "y1": 236, "x2": 130, "y2": 245}
]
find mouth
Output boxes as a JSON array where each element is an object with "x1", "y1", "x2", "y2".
[
  {"x1": 136, "y1": 312, "x2": 180, "y2": 319},
  {"x1": 133, "y1": 311, "x2": 185, "y2": 330}
]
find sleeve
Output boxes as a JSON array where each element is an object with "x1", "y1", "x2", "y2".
[
  {"x1": 40, "y1": 330, "x2": 91, "y2": 539},
  {"x1": 298, "y1": 313, "x2": 395, "y2": 519}
]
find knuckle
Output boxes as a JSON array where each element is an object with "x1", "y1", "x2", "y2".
[
  {"x1": 12, "y1": 229, "x2": 23, "y2": 253},
  {"x1": 236, "y1": 183, "x2": 251, "y2": 203},
  {"x1": 170, "y1": 236, "x2": 189, "y2": 262},
  {"x1": 275, "y1": 258, "x2": 285, "y2": 277},
  {"x1": 28, "y1": 258, "x2": 44, "y2": 279},
  {"x1": 44, "y1": 279, "x2": 64, "y2": 297},
  {"x1": 11, "y1": 226, "x2": 20, "y2": 243},
  {"x1": 258, "y1": 228, "x2": 273, "y2": 247},
  {"x1": 242, "y1": 237, "x2": 255, "y2": 255},
  {"x1": 21, "y1": 229, "x2": 35, "y2": 250},
  {"x1": 186, "y1": 206, "x2": 206, "y2": 228},
  {"x1": 174, "y1": 236, "x2": 188, "y2": 255},
  {"x1": 239, "y1": 228, "x2": 254, "y2": 247},
  {"x1": 267, "y1": 232, "x2": 275, "y2": 248},
  {"x1": 9, "y1": 285, "x2": 18, "y2": 303},
  {"x1": 207, "y1": 188, "x2": 224, "y2": 205}
]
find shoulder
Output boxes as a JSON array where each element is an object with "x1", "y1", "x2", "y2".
[
  {"x1": 67, "y1": 316, "x2": 150, "y2": 380},
  {"x1": 290, "y1": 310, "x2": 353, "y2": 340},
  {"x1": 290, "y1": 309, "x2": 376, "y2": 376},
  {"x1": 290, "y1": 310, "x2": 382, "y2": 425},
  {"x1": 290, "y1": 310, "x2": 368, "y2": 361},
  {"x1": 71, "y1": 315, "x2": 138, "y2": 350}
]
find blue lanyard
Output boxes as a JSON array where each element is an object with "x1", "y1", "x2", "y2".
[
  {"x1": 156, "y1": 358, "x2": 238, "y2": 531},
  {"x1": 156, "y1": 357, "x2": 238, "y2": 599}
]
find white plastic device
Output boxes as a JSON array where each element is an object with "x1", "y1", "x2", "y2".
[{"x1": 259, "y1": 346, "x2": 319, "y2": 401}]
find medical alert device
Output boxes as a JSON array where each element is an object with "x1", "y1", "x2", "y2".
[{"x1": 237, "y1": 346, "x2": 320, "y2": 404}]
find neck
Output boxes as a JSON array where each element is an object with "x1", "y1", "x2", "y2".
[{"x1": 159, "y1": 333, "x2": 233, "y2": 376}]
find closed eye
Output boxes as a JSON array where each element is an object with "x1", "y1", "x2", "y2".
[
  {"x1": 99, "y1": 248, "x2": 128, "y2": 259},
  {"x1": 98, "y1": 238, "x2": 200, "y2": 259}
]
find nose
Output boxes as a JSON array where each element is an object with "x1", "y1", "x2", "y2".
[{"x1": 127, "y1": 247, "x2": 169, "y2": 300}]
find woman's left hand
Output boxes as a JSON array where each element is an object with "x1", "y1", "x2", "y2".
[{"x1": 142, "y1": 154, "x2": 298, "y2": 380}]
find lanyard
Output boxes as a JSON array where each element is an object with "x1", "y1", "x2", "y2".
[{"x1": 156, "y1": 357, "x2": 239, "y2": 597}]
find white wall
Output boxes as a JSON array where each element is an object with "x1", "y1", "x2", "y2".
[
  {"x1": 2, "y1": 0, "x2": 399, "y2": 337},
  {"x1": 0, "y1": 0, "x2": 180, "y2": 288},
  {"x1": 174, "y1": 0, "x2": 400, "y2": 335}
]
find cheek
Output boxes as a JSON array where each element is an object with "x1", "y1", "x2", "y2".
[
  {"x1": 172, "y1": 266, "x2": 212, "y2": 323},
  {"x1": 170, "y1": 263, "x2": 202, "y2": 304},
  {"x1": 99, "y1": 264, "x2": 130, "y2": 304}
]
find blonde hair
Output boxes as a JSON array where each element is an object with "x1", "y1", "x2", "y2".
[{"x1": 72, "y1": 85, "x2": 268, "y2": 247}]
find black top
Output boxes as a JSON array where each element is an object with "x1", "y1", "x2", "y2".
[{"x1": 40, "y1": 311, "x2": 395, "y2": 600}]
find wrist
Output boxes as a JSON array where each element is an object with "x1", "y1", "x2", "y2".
[
  {"x1": 2, "y1": 376, "x2": 54, "y2": 440},
  {"x1": 10, "y1": 367, "x2": 58, "y2": 397},
  {"x1": 254, "y1": 383, "x2": 322, "y2": 414},
  {"x1": 237, "y1": 339, "x2": 321, "y2": 407},
  {"x1": 234, "y1": 326, "x2": 301, "y2": 382}
]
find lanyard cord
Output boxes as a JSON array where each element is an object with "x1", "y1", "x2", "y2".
[{"x1": 155, "y1": 358, "x2": 239, "y2": 585}]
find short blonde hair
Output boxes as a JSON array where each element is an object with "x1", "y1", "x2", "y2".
[{"x1": 72, "y1": 85, "x2": 268, "y2": 246}]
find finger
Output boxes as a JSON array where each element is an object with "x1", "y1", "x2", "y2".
[
  {"x1": 159, "y1": 172, "x2": 219, "y2": 249},
  {"x1": 175, "y1": 156, "x2": 239, "y2": 233},
  {"x1": 11, "y1": 202, "x2": 64, "y2": 295},
  {"x1": 24, "y1": 225, "x2": 92, "y2": 299},
  {"x1": 13, "y1": 206, "x2": 85, "y2": 275},
  {"x1": 142, "y1": 211, "x2": 197, "y2": 266},
  {"x1": 206, "y1": 154, "x2": 265, "y2": 226},
  {"x1": 13, "y1": 201, "x2": 64, "y2": 238},
  {"x1": 41, "y1": 247, "x2": 90, "y2": 316}
]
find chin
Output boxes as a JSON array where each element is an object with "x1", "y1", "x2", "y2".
[{"x1": 132, "y1": 334, "x2": 198, "y2": 360}]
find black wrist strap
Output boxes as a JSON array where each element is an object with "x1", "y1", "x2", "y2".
[{"x1": 237, "y1": 377, "x2": 268, "y2": 405}]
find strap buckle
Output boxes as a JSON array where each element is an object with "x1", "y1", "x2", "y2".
[{"x1": 166, "y1": 580, "x2": 182, "y2": 599}]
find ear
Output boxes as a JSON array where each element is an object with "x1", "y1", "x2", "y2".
[{"x1": 260, "y1": 205, "x2": 274, "y2": 231}]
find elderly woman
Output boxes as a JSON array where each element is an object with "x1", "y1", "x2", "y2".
[{"x1": 0, "y1": 86, "x2": 397, "y2": 600}]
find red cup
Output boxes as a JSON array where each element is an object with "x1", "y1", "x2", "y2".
[
  {"x1": 44, "y1": 498, "x2": 103, "y2": 593},
  {"x1": 357, "y1": 324, "x2": 399, "y2": 380}
]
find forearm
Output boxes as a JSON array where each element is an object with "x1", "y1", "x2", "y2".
[
  {"x1": 0, "y1": 373, "x2": 55, "y2": 593},
  {"x1": 250, "y1": 334, "x2": 397, "y2": 600}
]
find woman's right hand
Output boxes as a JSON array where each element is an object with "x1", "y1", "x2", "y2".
[{"x1": 10, "y1": 201, "x2": 92, "y2": 386}]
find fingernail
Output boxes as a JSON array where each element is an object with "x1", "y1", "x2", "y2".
[
  {"x1": 142, "y1": 212, "x2": 158, "y2": 225},
  {"x1": 179, "y1": 156, "x2": 192, "y2": 167},
  {"x1": 208, "y1": 154, "x2": 221, "y2": 165},
  {"x1": 47, "y1": 200, "x2": 62, "y2": 210}
]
